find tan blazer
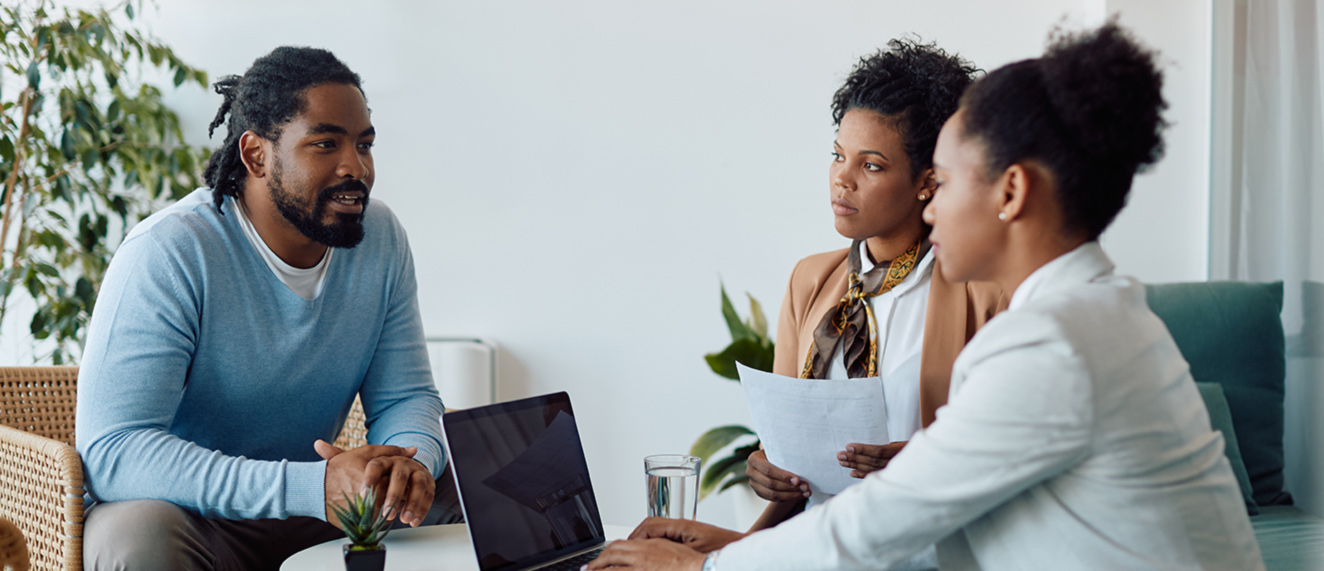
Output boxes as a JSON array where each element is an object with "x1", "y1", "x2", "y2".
[{"x1": 773, "y1": 248, "x2": 1008, "y2": 427}]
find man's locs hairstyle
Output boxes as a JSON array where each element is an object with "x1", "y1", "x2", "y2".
[
  {"x1": 202, "y1": 46, "x2": 363, "y2": 214},
  {"x1": 832, "y1": 37, "x2": 980, "y2": 181}
]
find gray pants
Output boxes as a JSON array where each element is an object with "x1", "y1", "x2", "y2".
[{"x1": 83, "y1": 469, "x2": 463, "y2": 571}]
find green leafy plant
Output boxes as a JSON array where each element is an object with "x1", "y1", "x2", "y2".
[
  {"x1": 0, "y1": 0, "x2": 210, "y2": 363},
  {"x1": 691, "y1": 283, "x2": 774, "y2": 499},
  {"x1": 330, "y1": 490, "x2": 392, "y2": 550}
]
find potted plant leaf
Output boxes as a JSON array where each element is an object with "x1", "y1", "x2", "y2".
[
  {"x1": 690, "y1": 284, "x2": 773, "y2": 522},
  {"x1": 330, "y1": 490, "x2": 391, "y2": 571}
]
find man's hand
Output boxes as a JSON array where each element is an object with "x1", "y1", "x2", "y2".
[
  {"x1": 836, "y1": 441, "x2": 906, "y2": 478},
  {"x1": 583, "y1": 538, "x2": 707, "y2": 570},
  {"x1": 315, "y1": 439, "x2": 435, "y2": 528},
  {"x1": 745, "y1": 448, "x2": 810, "y2": 501},
  {"x1": 628, "y1": 517, "x2": 747, "y2": 553}
]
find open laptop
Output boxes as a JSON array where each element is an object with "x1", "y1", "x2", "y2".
[{"x1": 442, "y1": 391, "x2": 608, "y2": 571}]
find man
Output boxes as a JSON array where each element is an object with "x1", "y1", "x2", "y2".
[{"x1": 76, "y1": 46, "x2": 456, "y2": 570}]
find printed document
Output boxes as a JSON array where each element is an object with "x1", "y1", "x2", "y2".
[{"x1": 738, "y1": 363, "x2": 888, "y2": 497}]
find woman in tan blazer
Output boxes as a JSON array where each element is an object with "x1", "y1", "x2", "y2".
[{"x1": 746, "y1": 40, "x2": 1007, "y2": 541}]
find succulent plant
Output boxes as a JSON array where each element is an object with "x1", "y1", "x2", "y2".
[{"x1": 330, "y1": 490, "x2": 392, "y2": 550}]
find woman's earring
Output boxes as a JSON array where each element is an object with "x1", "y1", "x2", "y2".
[
  {"x1": 998, "y1": 212, "x2": 1008, "y2": 221},
  {"x1": 918, "y1": 193, "x2": 928, "y2": 201}
]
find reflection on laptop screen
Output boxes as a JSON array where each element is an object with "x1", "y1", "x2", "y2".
[{"x1": 444, "y1": 392, "x2": 605, "y2": 571}]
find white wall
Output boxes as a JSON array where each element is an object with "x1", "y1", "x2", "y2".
[
  {"x1": 7, "y1": 0, "x2": 1209, "y2": 529},
  {"x1": 1101, "y1": 0, "x2": 1211, "y2": 282}
]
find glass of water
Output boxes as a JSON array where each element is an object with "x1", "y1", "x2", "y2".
[{"x1": 645, "y1": 454, "x2": 701, "y2": 520}]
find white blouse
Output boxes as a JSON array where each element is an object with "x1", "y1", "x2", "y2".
[
  {"x1": 720, "y1": 243, "x2": 1262, "y2": 571},
  {"x1": 815, "y1": 244, "x2": 938, "y2": 570},
  {"x1": 824, "y1": 242, "x2": 935, "y2": 449}
]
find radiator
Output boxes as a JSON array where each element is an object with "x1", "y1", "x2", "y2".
[{"x1": 426, "y1": 336, "x2": 497, "y2": 410}]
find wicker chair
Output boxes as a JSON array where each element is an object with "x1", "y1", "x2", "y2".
[{"x1": 0, "y1": 366, "x2": 369, "y2": 571}]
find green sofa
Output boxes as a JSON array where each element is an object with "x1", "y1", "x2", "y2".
[{"x1": 1146, "y1": 281, "x2": 1324, "y2": 569}]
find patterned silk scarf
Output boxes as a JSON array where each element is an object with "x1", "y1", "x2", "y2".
[{"x1": 800, "y1": 238, "x2": 927, "y2": 379}]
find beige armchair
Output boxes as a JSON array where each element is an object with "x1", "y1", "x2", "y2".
[
  {"x1": 0, "y1": 367, "x2": 81, "y2": 571},
  {"x1": 0, "y1": 366, "x2": 369, "y2": 571}
]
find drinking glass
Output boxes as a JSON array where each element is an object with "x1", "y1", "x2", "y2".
[{"x1": 645, "y1": 454, "x2": 701, "y2": 520}]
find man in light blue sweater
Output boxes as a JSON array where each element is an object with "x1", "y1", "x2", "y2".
[{"x1": 75, "y1": 47, "x2": 452, "y2": 570}]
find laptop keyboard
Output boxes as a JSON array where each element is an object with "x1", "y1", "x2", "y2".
[{"x1": 538, "y1": 546, "x2": 606, "y2": 571}]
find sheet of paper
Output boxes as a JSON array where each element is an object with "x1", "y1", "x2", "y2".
[{"x1": 738, "y1": 363, "x2": 888, "y2": 497}]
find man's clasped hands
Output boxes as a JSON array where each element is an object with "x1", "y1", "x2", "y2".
[{"x1": 314, "y1": 439, "x2": 435, "y2": 529}]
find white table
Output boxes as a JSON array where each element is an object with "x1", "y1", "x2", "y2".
[{"x1": 282, "y1": 523, "x2": 633, "y2": 571}]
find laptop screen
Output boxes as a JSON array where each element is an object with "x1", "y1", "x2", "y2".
[{"x1": 443, "y1": 392, "x2": 605, "y2": 571}]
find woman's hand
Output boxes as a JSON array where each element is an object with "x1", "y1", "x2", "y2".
[
  {"x1": 584, "y1": 538, "x2": 707, "y2": 570},
  {"x1": 745, "y1": 449, "x2": 811, "y2": 501},
  {"x1": 629, "y1": 517, "x2": 747, "y2": 553},
  {"x1": 837, "y1": 441, "x2": 906, "y2": 478}
]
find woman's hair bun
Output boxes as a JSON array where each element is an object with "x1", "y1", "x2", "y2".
[
  {"x1": 1040, "y1": 20, "x2": 1168, "y2": 174},
  {"x1": 958, "y1": 19, "x2": 1169, "y2": 240}
]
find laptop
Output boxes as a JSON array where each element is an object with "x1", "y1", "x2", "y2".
[{"x1": 442, "y1": 391, "x2": 608, "y2": 571}]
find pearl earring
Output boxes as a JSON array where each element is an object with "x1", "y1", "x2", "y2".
[
  {"x1": 998, "y1": 212, "x2": 1008, "y2": 221},
  {"x1": 918, "y1": 194, "x2": 928, "y2": 201}
]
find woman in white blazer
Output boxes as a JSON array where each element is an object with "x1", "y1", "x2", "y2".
[{"x1": 588, "y1": 21, "x2": 1264, "y2": 571}]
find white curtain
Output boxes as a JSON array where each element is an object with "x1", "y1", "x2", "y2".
[{"x1": 1225, "y1": 0, "x2": 1324, "y2": 516}]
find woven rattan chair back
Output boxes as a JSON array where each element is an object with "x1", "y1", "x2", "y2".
[
  {"x1": 0, "y1": 365, "x2": 370, "y2": 450},
  {"x1": 0, "y1": 366, "x2": 368, "y2": 570},
  {"x1": 333, "y1": 396, "x2": 369, "y2": 450},
  {"x1": 0, "y1": 367, "x2": 82, "y2": 571},
  {"x1": 0, "y1": 367, "x2": 77, "y2": 447}
]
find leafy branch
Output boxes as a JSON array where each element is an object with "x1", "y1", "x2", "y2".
[
  {"x1": 702, "y1": 283, "x2": 775, "y2": 379},
  {"x1": 0, "y1": 0, "x2": 211, "y2": 363}
]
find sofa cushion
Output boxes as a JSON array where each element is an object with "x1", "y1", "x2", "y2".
[
  {"x1": 1251, "y1": 506, "x2": 1324, "y2": 570},
  {"x1": 1196, "y1": 381, "x2": 1259, "y2": 515},
  {"x1": 1145, "y1": 281, "x2": 1289, "y2": 506}
]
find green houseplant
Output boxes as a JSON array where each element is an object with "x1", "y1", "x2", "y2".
[
  {"x1": 690, "y1": 284, "x2": 774, "y2": 500},
  {"x1": 330, "y1": 490, "x2": 391, "y2": 571},
  {"x1": 0, "y1": 0, "x2": 210, "y2": 363}
]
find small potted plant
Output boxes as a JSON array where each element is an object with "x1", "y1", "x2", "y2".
[
  {"x1": 691, "y1": 283, "x2": 774, "y2": 527},
  {"x1": 330, "y1": 490, "x2": 392, "y2": 571}
]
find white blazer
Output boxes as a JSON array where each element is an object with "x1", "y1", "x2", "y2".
[{"x1": 718, "y1": 242, "x2": 1263, "y2": 570}]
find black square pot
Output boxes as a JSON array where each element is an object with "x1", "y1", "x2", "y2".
[{"x1": 343, "y1": 544, "x2": 386, "y2": 571}]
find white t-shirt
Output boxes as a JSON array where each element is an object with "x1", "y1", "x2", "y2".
[{"x1": 232, "y1": 197, "x2": 332, "y2": 300}]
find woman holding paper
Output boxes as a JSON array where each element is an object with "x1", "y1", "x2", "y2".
[
  {"x1": 744, "y1": 39, "x2": 1006, "y2": 534},
  {"x1": 589, "y1": 21, "x2": 1260, "y2": 571}
]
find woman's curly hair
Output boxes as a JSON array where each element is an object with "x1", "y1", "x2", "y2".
[
  {"x1": 960, "y1": 21, "x2": 1168, "y2": 239},
  {"x1": 202, "y1": 46, "x2": 362, "y2": 214},
  {"x1": 831, "y1": 37, "x2": 980, "y2": 181}
]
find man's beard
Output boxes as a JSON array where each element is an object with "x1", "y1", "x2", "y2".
[{"x1": 268, "y1": 156, "x2": 369, "y2": 249}]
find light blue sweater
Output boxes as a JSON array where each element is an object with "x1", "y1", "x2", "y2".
[{"x1": 75, "y1": 189, "x2": 445, "y2": 521}]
